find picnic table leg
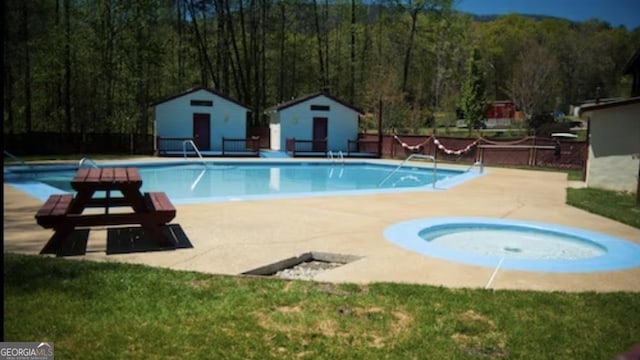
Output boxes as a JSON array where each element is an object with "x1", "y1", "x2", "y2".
[
  {"x1": 40, "y1": 224, "x2": 75, "y2": 255},
  {"x1": 120, "y1": 188, "x2": 149, "y2": 212},
  {"x1": 69, "y1": 189, "x2": 96, "y2": 214}
]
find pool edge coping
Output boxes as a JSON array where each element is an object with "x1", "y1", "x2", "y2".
[
  {"x1": 4, "y1": 158, "x2": 486, "y2": 203},
  {"x1": 384, "y1": 217, "x2": 640, "y2": 273}
]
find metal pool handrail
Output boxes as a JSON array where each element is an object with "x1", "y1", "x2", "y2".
[
  {"x1": 78, "y1": 157, "x2": 99, "y2": 168},
  {"x1": 466, "y1": 160, "x2": 484, "y2": 174},
  {"x1": 4, "y1": 150, "x2": 28, "y2": 167},
  {"x1": 378, "y1": 154, "x2": 437, "y2": 188},
  {"x1": 183, "y1": 140, "x2": 206, "y2": 166},
  {"x1": 327, "y1": 151, "x2": 345, "y2": 165}
]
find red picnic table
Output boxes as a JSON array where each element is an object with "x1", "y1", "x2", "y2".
[{"x1": 35, "y1": 167, "x2": 176, "y2": 255}]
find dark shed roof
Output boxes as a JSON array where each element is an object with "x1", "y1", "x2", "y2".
[
  {"x1": 265, "y1": 92, "x2": 363, "y2": 114},
  {"x1": 150, "y1": 87, "x2": 252, "y2": 110},
  {"x1": 579, "y1": 96, "x2": 640, "y2": 115}
]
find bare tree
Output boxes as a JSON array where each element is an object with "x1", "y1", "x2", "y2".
[
  {"x1": 506, "y1": 43, "x2": 559, "y2": 121},
  {"x1": 398, "y1": 0, "x2": 451, "y2": 94}
]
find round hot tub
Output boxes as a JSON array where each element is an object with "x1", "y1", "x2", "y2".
[{"x1": 384, "y1": 217, "x2": 640, "y2": 273}]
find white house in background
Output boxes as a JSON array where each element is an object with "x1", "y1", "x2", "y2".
[
  {"x1": 152, "y1": 87, "x2": 251, "y2": 152},
  {"x1": 266, "y1": 92, "x2": 362, "y2": 152},
  {"x1": 579, "y1": 97, "x2": 640, "y2": 193}
]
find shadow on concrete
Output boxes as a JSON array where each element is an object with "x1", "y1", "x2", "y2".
[{"x1": 41, "y1": 224, "x2": 192, "y2": 257}]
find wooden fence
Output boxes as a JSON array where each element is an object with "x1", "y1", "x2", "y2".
[
  {"x1": 4, "y1": 131, "x2": 586, "y2": 172},
  {"x1": 3, "y1": 132, "x2": 154, "y2": 156},
  {"x1": 222, "y1": 137, "x2": 260, "y2": 156},
  {"x1": 359, "y1": 133, "x2": 586, "y2": 170},
  {"x1": 285, "y1": 138, "x2": 328, "y2": 156}
]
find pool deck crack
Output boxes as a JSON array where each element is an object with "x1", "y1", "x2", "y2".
[{"x1": 500, "y1": 199, "x2": 526, "y2": 219}]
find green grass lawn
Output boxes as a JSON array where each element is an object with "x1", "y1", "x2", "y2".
[
  {"x1": 4, "y1": 253, "x2": 640, "y2": 359},
  {"x1": 567, "y1": 187, "x2": 640, "y2": 229}
]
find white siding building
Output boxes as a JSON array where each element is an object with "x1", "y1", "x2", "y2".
[
  {"x1": 580, "y1": 97, "x2": 640, "y2": 193},
  {"x1": 266, "y1": 92, "x2": 362, "y2": 153},
  {"x1": 152, "y1": 87, "x2": 251, "y2": 153}
]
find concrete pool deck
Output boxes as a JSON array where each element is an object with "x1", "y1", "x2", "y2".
[{"x1": 4, "y1": 159, "x2": 640, "y2": 292}]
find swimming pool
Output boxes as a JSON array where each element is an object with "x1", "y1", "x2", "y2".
[
  {"x1": 384, "y1": 217, "x2": 640, "y2": 273},
  {"x1": 4, "y1": 160, "x2": 481, "y2": 203}
]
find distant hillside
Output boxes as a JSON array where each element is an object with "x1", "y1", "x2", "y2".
[{"x1": 463, "y1": 12, "x2": 577, "y2": 25}]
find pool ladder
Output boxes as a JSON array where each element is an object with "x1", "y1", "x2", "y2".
[
  {"x1": 378, "y1": 154, "x2": 437, "y2": 189},
  {"x1": 4, "y1": 150, "x2": 29, "y2": 167},
  {"x1": 327, "y1": 150, "x2": 344, "y2": 165},
  {"x1": 78, "y1": 157, "x2": 99, "y2": 168},
  {"x1": 466, "y1": 160, "x2": 484, "y2": 173},
  {"x1": 4, "y1": 150, "x2": 37, "y2": 178},
  {"x1": 183, "y1": 140, "x2": 206, "y2": 166}
]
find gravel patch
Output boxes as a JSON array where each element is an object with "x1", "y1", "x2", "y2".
[{"x1": 274, "y1": 260, "x2": 343, "y2": 280}]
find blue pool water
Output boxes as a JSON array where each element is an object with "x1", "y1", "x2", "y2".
[
  {"x1": 384, "y1": 217, "x2": 640, "y2": 273},
  {"x1": 4, "y1": 161, "x2": 480, "y2": 204}
]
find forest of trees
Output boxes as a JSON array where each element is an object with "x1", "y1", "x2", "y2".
[{"x1": 4, "y1": 0, "x2": 640, "y2": 137}]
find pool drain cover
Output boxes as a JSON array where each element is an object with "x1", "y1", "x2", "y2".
[{"x1": 242, "y1": 251, "x2": 361, "y2": 280}]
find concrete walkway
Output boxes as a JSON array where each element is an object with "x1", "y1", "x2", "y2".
[{"x1": 4, "y1": 161, "x2": 640, "y2": 292}]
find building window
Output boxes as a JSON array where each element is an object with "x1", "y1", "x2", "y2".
[
  {"x1": 310, "y1": 105, "x2": 330, "y2": 111},
  {"x1": 191, "y1": 100, "x2": 213, "y2": 107}
]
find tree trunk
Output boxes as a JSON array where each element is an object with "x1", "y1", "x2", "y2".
[
  {"x1": 223, "y1": 0, "x2": 249, "y2": 103},
  {"x1": 277, "y1": 1, "x2": 286, "y2": 102},
  {"x1": 64, "y1": 0, "x2": 72, "y2": 133},
  {"x1": 260, "y1": 0, "x2": 268, "y2": 126},
  {"x1": 313, "y1": 0, "x2": 326, "y2": 90},
  {"x1": 188, "y1": 0, "x2": 218, "y2": 88},
  {"x1": 104, "y1": 0, "x2": 114, "y2": 128},
  {"x1": 22, "y1": 2, "x2": 32, "y2": 133},
  {"x1": 402, "y1": 8, "x2": 419, "y2": 93},
  {"x1": 350, "y1": 0, "x2": 356, "y2": 104},
  {"x1": 3, "y1": 0, "x2": 14, "y2": 135},
  {"x1": 177, "y1": 0, "x2": 185, "y2": 85},
  {"x1": 323, "y1": 0, "x2": 330, "y2": 91}
]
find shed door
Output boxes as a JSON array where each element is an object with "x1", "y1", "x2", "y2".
[
  {"x1": 312, "y1": 117, "x2": 328, "y2": 152},
  {"x1": 193, "y1": 113, "x2": 211, "y2": 151}
]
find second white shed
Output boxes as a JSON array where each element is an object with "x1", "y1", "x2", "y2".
[{"x1": 266, "y1": 92, "x2": 362, "y2": 153}]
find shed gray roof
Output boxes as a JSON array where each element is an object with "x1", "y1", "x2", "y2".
[
  {"x1": 150, "y1": 87, "x2": 252, "y2": 110},
  {"x1": 578, "y1": 96, "x2": 640, "y2": 115},
  {"x1": 265, "y1": 92, "x2": 363, "y2": 114}
]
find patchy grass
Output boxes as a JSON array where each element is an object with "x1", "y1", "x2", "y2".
[
  {"x1": 565, "y1": 169, "x2": 584, "y2": 181},
  {"x1": 5, "y1": 253, "x2": 640, "y2": 359},
  {"x1": 567, "y1": 187, "x2": 640, "y2": 229}
]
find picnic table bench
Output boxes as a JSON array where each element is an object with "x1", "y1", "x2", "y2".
[{"x1": 35, "y1": 167, "x2": 177, "y2": 255}]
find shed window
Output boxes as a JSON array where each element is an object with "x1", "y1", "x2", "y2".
[
  {"x1": 191, "y1": 100, "x2": 213, "y2": 107},
  {"x1": 310, "y1": 105, "x2": 330, "y2": 111}
]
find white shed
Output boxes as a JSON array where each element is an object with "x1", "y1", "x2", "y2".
[
  {"x1": 152, "y1": 87, "x2": 251, "y2": 153},
  {"x1": 266, "y1": 92, "x2": 362, "y2": 153},
  {"x1": 579, "y1": 97, "x2": 640, "y2": 193}
]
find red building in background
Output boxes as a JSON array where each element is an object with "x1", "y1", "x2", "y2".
[{"x1": 484, "y1": 100, "x2": 520, "y2": 128}]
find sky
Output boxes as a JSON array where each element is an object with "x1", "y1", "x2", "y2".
[{"x1": 454, "y1": 0, "x2": 640, "y2": 30}]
